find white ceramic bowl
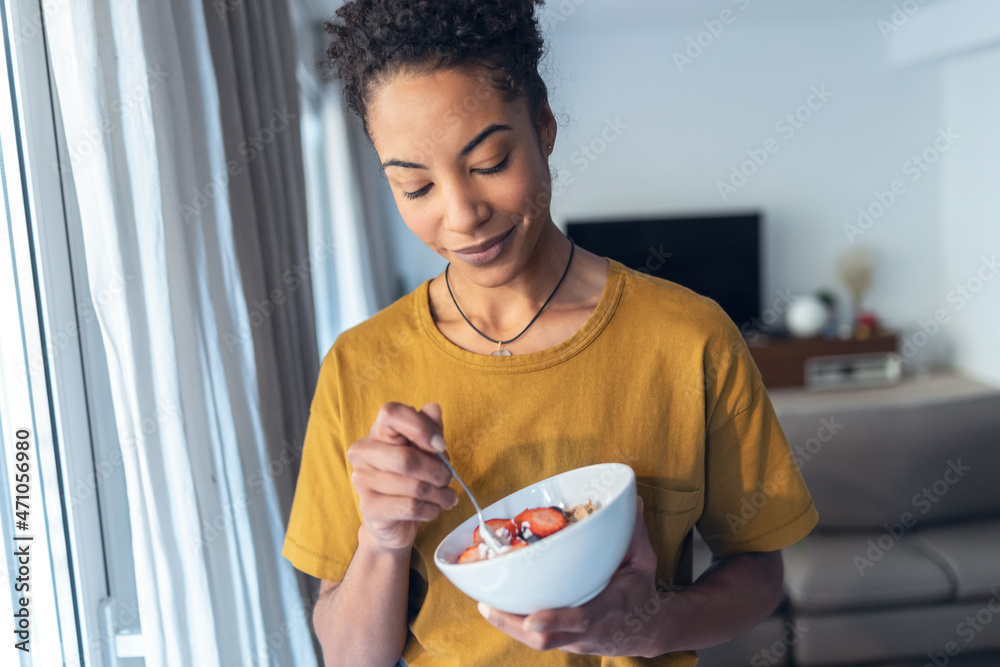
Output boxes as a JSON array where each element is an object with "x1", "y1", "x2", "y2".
[{"x1": 434, "y1": 463, "x2": 637, "y2": 615}]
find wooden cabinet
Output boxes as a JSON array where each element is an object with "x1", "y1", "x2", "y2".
[{"x1": 747, "y1": 334, "x2": 898, "y2": 388}]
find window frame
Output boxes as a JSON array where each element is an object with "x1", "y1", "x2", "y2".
[{"x1": 1, "y1": 0, "x2": 130, "y2": 664}]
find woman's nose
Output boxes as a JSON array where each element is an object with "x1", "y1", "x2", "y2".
[{"x1": 442, "y1": 181, "x2": 491, "y2": 233}]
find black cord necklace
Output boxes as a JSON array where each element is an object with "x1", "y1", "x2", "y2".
[{"x1": 445, "y1": 238, "x2": 575, "y2": 356}]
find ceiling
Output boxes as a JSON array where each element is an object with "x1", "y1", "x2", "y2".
[
  {"x1": 293, "y1": 0, "x2": 943, "y2": 30},
  {"x1": 539, "y1": 0, "x2": 934, "y2": 29}
]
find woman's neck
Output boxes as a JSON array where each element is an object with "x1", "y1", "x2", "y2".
[{"x1": 437, "y1": 222, "x2": 576, "y2": 340}]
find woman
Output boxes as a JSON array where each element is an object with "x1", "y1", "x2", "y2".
[{"x1": 282, "y1": 1, "x2": 818, "y2": 665}]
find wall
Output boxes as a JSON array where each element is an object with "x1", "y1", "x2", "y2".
[
  {"x1": 941, "y1": 49, "x2": 1000, "y2": 386},
  {"x1": 377, "y1": 5, "x2": 999, "y2": 386},
  {"x1": 385, "y1": 15, "x2": 946, "y2": 326},
  {"x1": 544, "y1": 19, "x2": 944, "y2": 329}
]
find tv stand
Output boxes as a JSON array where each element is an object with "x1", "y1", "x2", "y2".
[
  {"x1": 746, "y1": 333, "x2": 898, "y2": 388},
  {"x1": 765, "y1": 369, "x2": 1000, "y2": 415}
]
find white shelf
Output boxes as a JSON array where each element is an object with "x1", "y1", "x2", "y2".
[{"x1": 766, "y1": 370, "x2": 1000, "y2": 417}]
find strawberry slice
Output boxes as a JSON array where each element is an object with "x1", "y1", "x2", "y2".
[
  {"x1": 507, "y1": 538, "x2": 529, "y2": 551},
  {"x1": 457, "y1": 545, "x2": 486, "y2": 564},
  {"x1": 514, "y1": 507, "x2": 567, "y2": 539},
  {"x1": 473, "y1": 519, "x2": 519, "y2": 545}
]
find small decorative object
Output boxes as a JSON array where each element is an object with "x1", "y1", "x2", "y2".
[
  {"x1": 854, "y1": 310, "x2": 880, "y2": 340},
  {"x1": 815, "y1": 289, "x2": 839, "y2": 337},
  {"x1": 786, "y1": 295, "x2": 829, "y2": 338},
  {"x1": 836, "y1": 246, "x2": 875, "y2": 333}
]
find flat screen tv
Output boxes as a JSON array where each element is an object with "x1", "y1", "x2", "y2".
[{"x1": 566, "y1": 212, "x2": 761, "y2": 329}]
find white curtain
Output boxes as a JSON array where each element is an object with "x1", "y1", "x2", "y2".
[
  {"x1": 44, "y1": 0, "x2": 318, "y2": 665},
  {"x1": 297, "y1": 18, "x2": 400, "y2": 353}
]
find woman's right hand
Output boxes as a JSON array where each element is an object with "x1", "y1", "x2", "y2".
[{"x1": 347, "y1": 402, "x2": 459, "y2": 552}]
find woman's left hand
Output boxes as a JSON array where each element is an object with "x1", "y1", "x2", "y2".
[{"x1": 476, "y1": 496, "x2": 675, "y2": 658}]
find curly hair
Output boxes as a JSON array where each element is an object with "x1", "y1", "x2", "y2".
[{"x1": 322, "y1": 0, "x2": 549, "y2": 140}]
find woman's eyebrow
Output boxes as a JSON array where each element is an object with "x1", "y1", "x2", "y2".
[
  {"x1": 382, "y1": 158, "x2": 427, "y2": 171},
  {"x1": 459, "y1": 124, "x2": 512, "y2": 156},
  {"x1": 380, "y1": 123, "x2": 512, "y2": 171}
]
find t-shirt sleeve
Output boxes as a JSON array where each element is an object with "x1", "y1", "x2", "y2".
[
  {"x1": 695, "y1": 313, "x2": 819, "y2": 557},
  {"x1": 282, "y1": 347, "x2": 363, "y2": 582}
]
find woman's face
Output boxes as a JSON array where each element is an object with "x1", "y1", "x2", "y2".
[{"x1": 367, "y1": 66, "x2": 557, "y2": 287}]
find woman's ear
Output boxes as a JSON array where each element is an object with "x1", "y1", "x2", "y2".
[{"x1": 537, "y1": 101, "x2": 557, "y2": 154}]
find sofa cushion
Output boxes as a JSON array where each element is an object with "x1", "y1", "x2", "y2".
[
  {"x1": 696, "y1": 615, "x2": 798, "y2": 666},
  {"x1": 873, "y1": 652, "x2": 1000, "y2": 666},
  {"x1": 782, "y1": 531, "x2": 952, "y2": 612},
  {"x1": 791, "y1": 598, "x2": 1000, "y2": 666},
  {"x1": 770, "y1": 380, "x2": 1000, "y2": 530},
  {"x1": 916, "y1": 519, "x2": 1000, "y2": 600}
]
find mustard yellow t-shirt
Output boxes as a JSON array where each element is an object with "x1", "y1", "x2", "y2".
[{"x1": 283, "y1": 258, "x2": 818, "y2": 666}]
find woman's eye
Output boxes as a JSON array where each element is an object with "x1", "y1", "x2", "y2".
[
  {"x1": 402, "y1": 183, "x2": 433, "y2": 200},
  {"x1": 400, "y1": 153, "x2": 509, "y2": 200},
  {"x1": 473, "y1": 152, "x2": 511, "y2": 176}
]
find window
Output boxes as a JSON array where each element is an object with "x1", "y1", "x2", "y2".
[{"x1": 0, "y1": 0, "x2": 140, "y2": 664}]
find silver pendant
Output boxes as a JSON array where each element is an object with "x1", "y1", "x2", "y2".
[{"x1": 491, "y1": 349, "x2": 512, "y2": 356}]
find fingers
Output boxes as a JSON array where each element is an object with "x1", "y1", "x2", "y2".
[
  {"x1": 419, "y1": 402, "x2": 443, "y2": 429},
  {"x1": 420, "y1": 402, "x2": 448, "y2": 455},
  {"x1": 622, "y1": 494, "x2": 657, "y2": 569},
  {"x1": 370, "y1": 402, "x2": 447, "y2": 454},
  {"x1": 365, "y1": 491, "x2": 445, "y2": 523},
  {"x1": 349, "y1": 401, "x2": 459, "y2": 538},
  {"x1": 353, "y1": 468, "x2": 458, "y2": 510},
  {"x1": 522, "y1": 607, "x2": 591, "y2": 634},
  {"x1": 349, "y1": 439, "x2": 453, "y2": 488},
  {"x1": 478, "y1": 603, "x2": 591, "y2": 652}
]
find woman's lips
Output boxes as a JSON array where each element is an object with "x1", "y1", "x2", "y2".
[{"x1": 452, "y1": 228, "x2": 514, "y2": 266}]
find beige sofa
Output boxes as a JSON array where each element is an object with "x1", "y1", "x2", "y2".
[{"x1": 695, "y1": 373, "x2": 1000, "y2": 666}]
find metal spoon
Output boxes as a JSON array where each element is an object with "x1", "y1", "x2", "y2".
[{"x1": 436, "y1": 452, "x2": 505, "y2": 553}]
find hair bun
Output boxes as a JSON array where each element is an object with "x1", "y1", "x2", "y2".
[{"x1": 323, "y1": 0, "x2": 549, "y2": 139}]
